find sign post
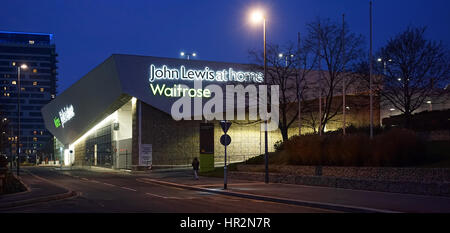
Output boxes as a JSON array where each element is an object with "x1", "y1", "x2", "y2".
[{"x1": 220, "y1": 121, "x2": 232, "y2": 190}]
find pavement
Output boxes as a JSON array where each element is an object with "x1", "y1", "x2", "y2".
[{"x1": 1, "y1": 166, "x2": 450, "y2": 213}]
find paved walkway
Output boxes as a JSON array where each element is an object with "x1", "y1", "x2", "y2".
[{"x1": 143, "y1": 170, "x2": 450, "y2": 213}]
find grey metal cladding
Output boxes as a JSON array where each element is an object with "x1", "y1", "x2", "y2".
[{"x1": 41, "y1": 55, "x2": 123, "y2": 146}]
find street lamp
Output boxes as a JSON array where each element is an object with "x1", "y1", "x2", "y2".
[
  {"x1": 249, "y1": 8, "x2": 269, "y2": 184},
  {"x1": 180, "y1": 51, "x2": 197, "y2": 60},
  {"x1": 278, "y1": 53, "x2": 294, "y2": 67},
  {"x1": 377, "y1": 57, "x2": 392, "y2": 75},
  {"x1": 14, "y1": 63, "x2": 27, "y2": 176}
]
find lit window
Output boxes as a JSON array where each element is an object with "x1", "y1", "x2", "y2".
[
  {"x1": 40, "y1": 88, "x2": 44, "y2": 92},
  {"x1": 33, "y1": 81, "x2": 37, "y2": 86},
  {"x1": 40, "y1": 131, "x2": 43, "y2": 135},
  {"x1": 33, "y1": 131, "x2": 37, "y2": 135},
  {"x1": 12, "y1": 81, "x2": 16, "y2": 85},
  {"x1": 6, "y1": 93, "x2": 10, "y2": 96},
  {"x1": 21, "y1": 87, "x2": 25, "y2": 91},
  {"x1": 33, "y1": 137, "x2": 38, "y2": 142},
  {"x1": 33, "y1": 69, "x2": 37, "y2": 73},
  {"x1": 51, "y1": 94, "x2": 55, "y2": 99},
  {"x1": 3, "y1": 87, "x2": 6, "y2": 90},
  {"x1": 29, "y1": 40, "x2": 35, "y2": 45}
]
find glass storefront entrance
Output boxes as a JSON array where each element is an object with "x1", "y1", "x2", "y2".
[{"x1": 85, "y1": 124, "x2": 112, "y2": 168}]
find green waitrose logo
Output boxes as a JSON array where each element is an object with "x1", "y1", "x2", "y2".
[{"x1": 54, "y1": 117, "x2": 61, "y2": 128}]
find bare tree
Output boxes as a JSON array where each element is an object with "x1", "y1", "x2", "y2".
[
  {"x1": 249, "y1": 40, "x2": 316, "y2": 141},
  {"x1": 303, "y1": 18, "x2": 365, "y2": 133},
  {"x1": 373, "y1": 27, "x2": 450, "y2": 128}
]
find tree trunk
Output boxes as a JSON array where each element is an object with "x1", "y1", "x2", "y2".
[
  {"x1": 404, "y1": 112, "x2": 412, "y2": 129},
  {"x1": 280, "y1": 127, "x2": 289, "y2": 142}
]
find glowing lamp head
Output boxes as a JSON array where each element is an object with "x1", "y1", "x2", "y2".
[
  {"x1": 377, "y1": 58, "x2": 382, "y2": 62},
  {"x1": 192, "y1": 53, "x2": 197, "y2": 57},
  {"x1": 180, "y1": 52, "x2": 185, "y2": 56},
  {"x1": 20, "y1": 64, "x2": 28, "y2": 69},
  {"x1": 278, "y1": 53, "x2": 283, "y2": 58},
  {"x1": 250, "y1": 10, "x2": 264, "y2": 24}
]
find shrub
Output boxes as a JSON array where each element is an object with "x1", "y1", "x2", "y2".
[
  {"x1": 253, "y1": 128, "x2": 429, "y2": 167},
  {"x1": 274, "y1": 140, "x2": 284, "y2": 152},
  {"x1": 371, "y1": 128, "x2": 426, "y2": 166}
]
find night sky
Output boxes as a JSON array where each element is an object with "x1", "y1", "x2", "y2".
[{"x1": 1, "y1": 0, "x2": 449, "y2": 93}]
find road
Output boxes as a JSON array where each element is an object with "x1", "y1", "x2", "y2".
[{"x1": 3, "y1": 167, "x2": 336, "y2": 213}]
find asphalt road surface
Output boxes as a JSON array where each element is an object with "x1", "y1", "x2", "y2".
[{"x1": 4, "y1": 167, "x2": 336, "y2": 213}]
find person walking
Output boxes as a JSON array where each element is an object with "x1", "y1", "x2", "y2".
[{"x1": 192, "y1": 157, "x2": 199, "y2": 180}]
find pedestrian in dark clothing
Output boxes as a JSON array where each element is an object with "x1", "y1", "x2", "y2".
[{"x1": 192, "y1": 157, "x2": 199, "y2": 180}]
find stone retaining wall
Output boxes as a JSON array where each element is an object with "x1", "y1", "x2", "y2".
[
  {"x1": 228, "y1": 171, "x2": 450, "y2": 197},
  {"x1": 236, "y1": 164, "x2": 450, "y2": 183},
  {"x1": 232, "y1": 165, "x2": 450, "y2": 197}
]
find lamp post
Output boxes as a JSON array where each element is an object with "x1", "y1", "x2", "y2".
[
  {"x1": 250, "y1": 9, "x2": 269, "y2": 184},
  {"x1": 377, "y1": 57, "x2": 392, "y2": 76},
  {"x1": 278, "y1": 53, "x2": 294, "y2": 67},
  {"x1": 180, "y1": 52, "x2": 197, "y2": 60},
  {"x1": 369, "y1": 1, "x2": 374, "y2": 139},
  {"x1": 15, "y1": 63, "x2": 27, "y2": 176}
]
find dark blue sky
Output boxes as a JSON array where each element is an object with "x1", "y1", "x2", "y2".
[{"x1": 1, "y1": 0, "x2": 449, "y2": 93}]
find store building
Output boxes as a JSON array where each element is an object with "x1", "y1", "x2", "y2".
[
  {"x1": 42, "y1": 54, "x2": 385, "y2": 171},
  {"x1": 41, "y1": 54, "x2": 283, "y2": 171}
]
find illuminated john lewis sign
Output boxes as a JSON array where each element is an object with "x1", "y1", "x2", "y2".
[
  {"x1": 55, "y1": 105, "x2": 75, "y2": 128},
  {"x1": 149, "y1": 64, "x2": 264, "y2": 83}
]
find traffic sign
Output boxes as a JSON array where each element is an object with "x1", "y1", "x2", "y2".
[
  {"x1": 220, "y1": 134, "x2": 231, "y2": 146},
  {"x1": 220, "y1": 121, "x2": 232, "y2": 133}
]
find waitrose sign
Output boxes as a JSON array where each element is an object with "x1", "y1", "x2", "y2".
[{"x1": 54, "y1": 105, "x2": 75, "y2": 128}]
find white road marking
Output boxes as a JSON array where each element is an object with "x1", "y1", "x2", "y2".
[
  {"x1": 144, "y1": 192, "x2": 196, "y2": 200},
  {"x1": 102, "y1": 182, "x2": 117, "y2": 187},
  {"x1": 120, "y1": 186, "x2": 137, "y2": 192},
  {"x1": 145, "y1": 192, "x2": 168, "y2": 199}
]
